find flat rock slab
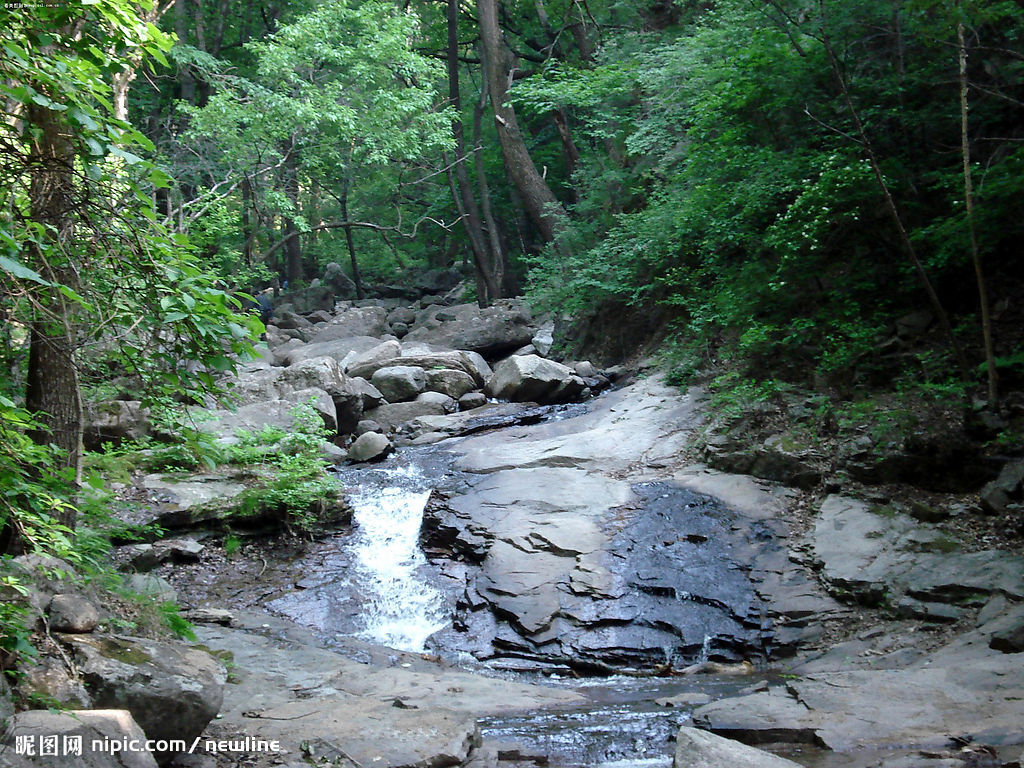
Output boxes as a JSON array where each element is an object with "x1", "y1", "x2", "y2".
[
  {"x1": 249, "y1": 699, "x2": 478, "y2": 768},
  {"x1": 812, "y1": 495, "x2": 1024, "y2": 606},
  {"x1": 673, "y1": 726, "x2": 803, "y2": 768},
  {"x1": 192, "y1": 610, "x2": 582, "y2": 766},
  {"x1": 693, "y1": 663, "x2": 1024, "y2": 751}
]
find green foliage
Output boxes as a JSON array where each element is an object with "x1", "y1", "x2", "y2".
[
  {"x1": 226, "y1": 402, "x2": 344, "y2": 532},
  {"x1": 223, "y1": 535, "x2": 242, "y2": 556},
  {"x1": 158, "y1": 603, "x2": 196, "y2": 641}
]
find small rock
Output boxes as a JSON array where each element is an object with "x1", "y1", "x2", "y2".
[
  {"x1": 907, "y1": 500, "x2": 948, "y2": 523},
  {"x1": 895, "y1": 596, "x2": 963, "y2": 623},
  {"x1": 989, "y1": 615, "x2": 1024, "y2": 653},
  {"x1": 459, "y1": 392, "x2": 488, "y2": 410},
  {"x1": 371, "y1": 365, "x2": 427, "y2": 403},
  {"x1": 355, "y1": 419, "x2": 384, "y2": 435},
  {"x1": 347, "y1": 432, "x2": 392, "y2": 463},
  {"x1": 125, "y1": 573, "x2": 177, "y2": 603},
  {"x1": 48, "y1": 594, "x2": 99, "y2": 633},
  {"x1": 416, "y1": 390, "x2": 457, "y2": 413},
  {"x1": 656, "y1": 692, "x2": 712, "y2": 707},
  {"x1": 185, "y1": 608, "x2": 235, "y2": 626}
]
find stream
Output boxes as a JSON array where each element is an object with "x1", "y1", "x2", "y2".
[{"x1": 168, "y1": 401, "x2": 836, "y2": 767}]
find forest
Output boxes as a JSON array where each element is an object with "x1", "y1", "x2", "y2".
[{"x1": 2, "y1": 0, "x2": 1024, "y2": 671}]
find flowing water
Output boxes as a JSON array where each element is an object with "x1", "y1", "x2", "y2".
[{"x1": 345, "y1": 464, "x2": 446, "y2": 652}]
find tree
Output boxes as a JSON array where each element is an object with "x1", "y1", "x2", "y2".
[
  {"x1": 1, "y1": 1, "x2": 260, "y2": 551},
  {"x1": 184, "y1": 0, "x2": 455, "y2": 288}
]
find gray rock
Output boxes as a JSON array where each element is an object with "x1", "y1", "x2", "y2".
[
  {"x1": 281, "y1": 335, "x2": 382, "y2": 366},
  {"x1": 416, "y1": 391, "x2": 457, "y2": 413},
  {"x1": 62, "y1": 634, "x2": 225, "y2": 750},
  {"x1": 19, "y1": 655, "x2": 92, "y2": 708},
  {"x1": 989, "y1": 610, "x2": 1024, "y2": 653},
  {"x1": 48, "y1": 594, "x2": 99, "y2": 633},
  {"x1": 308, "y1": 306, "x2": 388, "y2": 343},
  {"x1": 531, "y1": 325, "x2": 554, "y2": 356},
  {"x1": 484, "y1": 355, "x2": 579, "y2": 403},
  {"x1": 355, "y1": 419, "x2": 384, "y2": 436},
  {"x1": 83, "y1": 400, "x2": 150, "y2": 450},
  {"x1": 371, "y1": 365, "x2": 427, "y2": 403},
  {"x1": 125, "y1": 574, "x2": 177, "y2": 603},
  {"x1": 273, "y1": 309, "x2": 313, "y2": 330},
  {"x1": 574, "y1": 360, "x2": 597, "y2": 378},
  {"x1": 673, "y1": 726, "x2": 803, "y2": 768},
  {"x1": 403, "y1": 300, "x2": 537, "y2": 356},
  {"x1": 980, "y1": 460, "x2": 1024, "y2": 515},
  {"x1": 459, "y1": 392, "x2": 488, "y2": 410},
  {"x1": 1, "y1": 709, "x2": 158, "y2": 768},
  {"x1": 362, "y1": 400, "x2": 449, "y2": 434},
  {"x1": 185, "y1": 608, "x2": 235, "y2": 626},
  {"x1": 347, "y1": 432, "x2": 392, "y2": 463},
  {"x1": 344, "y1": 340, "x2": 403, "y2": 378},
  {"x1": 322, "y1": 262, "x2": 357, "y2": 299},
  {"x1": 895, "y1": 596, "x2": 962, "y2": 623},
  {"x1": 425, "y1": 368, "x2": 477, "y2": 399},
  {"x1": 349, "y1": 377, "x2": 386, "y2": 410},
  {"x1": 388, "y1": 306, "x2": 418, "y2": 326},
  {"x1": 895, "y1": 309, "x2": 934, "y2": 339}
]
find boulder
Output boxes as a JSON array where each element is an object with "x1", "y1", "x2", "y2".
[
  {"x1": 281, "y1": 335, "x2": 382, "y2": 366},
  {"x1": 980, "y1": 460, "x2": 1024, "y2": 515},
  {"x1": 277, "y1": 285, "x2": 334, "y2": 315},
  {"x1": 125, "y1": 574, "x2": 177, "y2": 603},
  {"x1": 362, "y1": 401, "x2": 448, "y2": 434},
  {"x1": 416, "y1": 391, "x2": 457, "y2": 413},
  {"x1": 322, "y1": 262, "x2": 357, "y2": 299},
  {"x1": 531, "y1": 325, "x2": 554, "y2": 356},
  {"x1": 388, "y1": 306, "x2": 418, "y2": 326},
  {"x1": 273, "y1": 309, "x2": 313, "y2": 330},
  {"x1": 47, "y1": 594, "x2": 99, "y2": 633},
  {"x1": 1, "y1": 709, "x2": 158, "y2": 768},
  {"x1": 355, "y1": 419, "x2": 384, "y2": 436},
  {"x1": 485, "y1": 355, "x2": 581, "y2": 404},
  {"x1": 83, "y1": 400, "x2": 150, "y2": 450},
  {"x1": 349, "y1": 377, "x2": 386, "y2": 411},
  {"x1": 344, "y1": 340, "x2": 403, "y2": 378},
  {"x1": 347, "y1": 432, "x2": 392, "y2": 463},
  {"x1": 61, "y1": 634, "x2": 225, "y2": 751},
  {"x1": 459, "y1": 392, "x2": 488, "y2": 410},
  {"x1": 403, "y1": 300, "x2": 537, "y2": 356},
  {"x1": 307, "y1": 306, "x2": 388, "y2": 343},
  {"x1": 123, "y1": 538, "x2": 205, "y2": 572},
  {"x1": 673, "y1": 727, "x2": 803, "y2": 768},
  {"x1": 19, "y1": 655, "x2": 92, "y2": 708},
  {"x1": 371, "y1": 366, "x2": 427, "y2": 403},
  {"x1": 425, "y1": 368, "x2": 477, "y2": 399}
]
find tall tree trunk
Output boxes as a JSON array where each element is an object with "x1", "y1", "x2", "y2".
[
  {"x1": 241, "y1": 174, "x2": 254, "y2": 267},
  {"x1": 958, "y1": 19, "x2": 997, "y2": 403},
  {"x1": 473, "y1": 65, "x2": 508, "y2": 293},
  {"x1": 282, "y1": 146, "x2": 303, "y2": 286},
  {"x1": 340, "y1": 181, "x2": 364, "y2": 300},
  {"x1": 447, "y1": 0, "x2": 500, "y2": 306},
  {"x1": 477, "y1": 0, "x2": 566, "y2": 244},
  {"x1": 24, "y1": 103, "x2": 83, "y2": 527}
]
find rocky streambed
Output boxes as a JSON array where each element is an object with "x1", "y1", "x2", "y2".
[{"x1": 6, "y1": 294, "x2": 1024, "y2": 768}]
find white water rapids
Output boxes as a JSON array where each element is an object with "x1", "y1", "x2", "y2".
[{"x1": 345, "y1": 466, "x2": 447, "y2": 652}]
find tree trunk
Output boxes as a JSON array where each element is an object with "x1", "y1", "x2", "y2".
[
  {"x1": 282, "y1": 146, "x2": 303, "y2": 286},
  {"x1": 241, "y1": 174, "x2": 254, "y2": 267},
  {"x1": 958, "y1": 19, "x2": 997, "y2": 403},
  {"x1": 477, "y1": 0, "x2": 566, "y2": 244},
  {"x1": 24, "y1": 103, "x2": 83, "y2": 527},
  {"x1": 448, "y1": 0, "x2": 500, "y2": 306},
  {"x1": 340, "y1": 182, "x2": 364, "y2": 300},
  {"x1": 473, "y1": 65, "x2": 509, "y2": 293}
]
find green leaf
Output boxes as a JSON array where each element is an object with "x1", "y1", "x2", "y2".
[{"x1": 0, "y1": 256, "x2": 51, "y2": 285}]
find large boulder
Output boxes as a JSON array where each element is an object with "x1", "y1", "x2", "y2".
[
  {"x1": 425, "y1": 368, "x2": 477, "y2": 399},
  {"x1": 362, "y1": 400, "x2": 448, "y2": 434},
  {"x1": 403, "y1": 300, "x2": 537, "y2": 356},
  {"x1": 307, "y1": 306, "x2": 388, "y2": 343},
  {"x1": 347, "y1": 432, "x2": 392, "y2": 463},
  {"x1": 1, "y1": 709, "x2": 158, "y2": 768},
  {"x1": 484, "y1": 355, "x2": 585, "y2": 404},
  {"x1": 322, "y1": 261, "x2": 358, "y2": 299},
  {"x1": 980, "y1": 459, "x2": 1024, "y2": 515},
  {"x1": 83, "y1": 400, "x2": 150, "y2": 450},
  {"x1": 371, "y1": 366, "x2": 427, "y2": 403},
  {"x1": 344, "y1": 340, "x2": 403, "y2": 378},
  {"x1": 276, "y1": 284, "x2": 334, "y2": 315},
  {"x1": 351, "y1": 350, "x2": 490, "y2": 387},
  {"x1": 673, "y1": 727, "x2": 803, "y2": 768},
  {"x1": 281, "y1": 335, "x2": 383, "y2": 366},
  {"x1": 61, "y1": 634, "x2": 225, "y2": 753}
]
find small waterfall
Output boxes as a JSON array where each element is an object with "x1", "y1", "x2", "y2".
[{"x1": 346, "y1": 467, "x2": 447, "y2": 652}]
